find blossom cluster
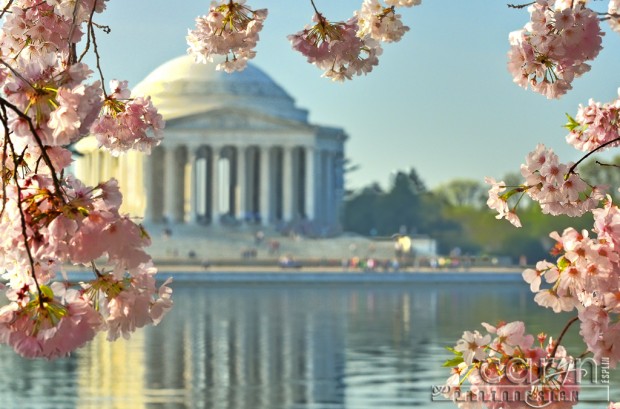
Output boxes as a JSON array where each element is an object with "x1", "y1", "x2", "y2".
[
  {"x1": 0, "y1": 0, "x2": 105, "y2": 62},
  {"x1": 486, "y1": 144, "x2": 605, "y2": 227},
  {"x1": 565, "y1": 89, "x2": 620, "y2": 153},
  {"x1": 288, "y1": 14, "x2": 382, "y2": 82},
  {"x1": 288, "y1": 0, "x2": 418, "y2": 81},
  {"x1": 443, "y1": 321, "x2": 579, "y2": 409},
  {"x1": 521, "y1": 200, "x2": 620, "y2": 367},
  {"x1": 507, "y1": 0, "x2": 603, "y2": 99},
  {"x1": 355, "y1": 0, "x2": 410, "y2": 43},
  {"x1": 475, "y1": 52, "x2": 620, "y2": 407},
  {"x1": 187, "y1": 0, "x2": 268, "y2": 73},
  {"x1": 0, "y1": 0, "x2": 171, "y2": 358},
  {"x1": 91, "y1": 80, "x2": 164, "y2": 156}
]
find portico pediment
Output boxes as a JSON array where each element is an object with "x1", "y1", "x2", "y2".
[{"x1": 165, "y1": 109, "x2": 310, "y2": 132}]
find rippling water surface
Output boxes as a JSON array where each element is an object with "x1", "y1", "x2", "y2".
[{"x1": 0, "y1": 278, "x2": 617, "y2": 408}]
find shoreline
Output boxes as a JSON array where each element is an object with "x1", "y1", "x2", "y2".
[
  {"x1": 64, "y1": 264, "x2": 526, "y2": 283},
  {"x1": 155, "y1": 264, "x2": 524, "y2": 274}
]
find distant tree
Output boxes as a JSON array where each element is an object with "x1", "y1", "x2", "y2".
[
  {"x1": 376, "y1": 171, "x2": 423, "y2": 234},
  {"x1": 342, "y1": 157, "x2": 361, "y2": 198},
  {"x1": 344, "y1": 169, "x2": 446, "y2": 236},
  {"x1": 433, "y1": 179, "x2": 486, "y2": 208},
  {"x1": 407, "y1": 168, "x2": 427, "y2": 194},
  {"x1": 343, "y1": 183, "x2": 384, "y2": 235}
]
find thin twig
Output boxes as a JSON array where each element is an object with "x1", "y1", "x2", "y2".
[
  {"x1": 90, "y1": 22, "x2": 108, "y2": 98},
  {"x1": 568, "y1": 137, "x2": 620, "y2": 175},
  {"x1": 595, "y1": 160, "x2": 620, "y2": 169},
  {"x1": 507, "y1": 2, "x2": 535, "y2": 9},
  {"x1": 0, "y1": 58, "x2": 37, "y2": 91}
]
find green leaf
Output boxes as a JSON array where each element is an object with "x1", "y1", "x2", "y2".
[
  {"x1": 40, "y1": 284, "x2": 54, "y2": 300},
  {"x1": 557, "y1": 256, "x2": 570, "y2": 271},
  {"x1": 442, "y1": 356, "x2": 465, "y2": 367},
  {"x1": 445, "y1": 346, "x2": 462, "y2": 356},
  {"x1": 563, "y1": 113, "x2": 580, "y2": 131}
]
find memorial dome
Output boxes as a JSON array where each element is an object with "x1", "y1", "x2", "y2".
[{"x1": 132, "y1": 55, "x2": 309, "y2": 123}]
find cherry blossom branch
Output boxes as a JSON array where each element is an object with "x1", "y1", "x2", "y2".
[
  {"x1": 0, "y1": 0, "x2": 14, "y2": 18},
  {"x1": 549, "y1": 316, "x2": 579, "y2": 360},
  {"x1": 0, "y1": 98, "x2": 67, "y2": 203},
  {"x1": 5, "y1": 136, "x2": 44, "y2": 302},
  {"x1": 0, "y1": 107, "x2": 10, "y2": 219},
  {"x1": 67, "y1": 0, "x2": 82, "y2": 64},
  {"x1": 577, "y1": 349, "x2": 591, "y2": 359},
  {"x1": 598, "y1": 12, "x2": 620, "y2": 21},
  {"x1": 22, "y1": 1, "x2": 45, "y2": 11},
  {"x1": 568, "y1": 137, "x2": 620, "y2": 175}
]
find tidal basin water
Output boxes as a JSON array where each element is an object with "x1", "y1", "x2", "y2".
[{"x1": 0, "y1": 276, "x2": 618, "y2": 409}]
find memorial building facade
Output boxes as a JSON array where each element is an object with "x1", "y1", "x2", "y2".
[{"x1": 75, "y1": 55, "x2": 347, "y2": 233}]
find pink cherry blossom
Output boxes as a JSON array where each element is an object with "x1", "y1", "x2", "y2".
[
  {"x1": 355, "y1": 0, "x2": 410, "y2": 43},
  {"x1": 288, "y1": 14, "x2": 382, "y2": 82},
  {"x1": 0, "y1": 284, "x2": 101, "y2": 359},
  {"x1": 187, "y1": 0, "x2": 267, "y2": 73},
  {"x1": 82, "y1": 264, "x2": 173, "y2": 341},
  {"x1": 488, "y1": 144, "x2": 605, "y2": 225},
  {"x1": 507, "y1": 0, "x2": 603, "y2": 99},
  {"x1": 565, "y1": 91, "x2": 620, "y2": 153},
  {"x1": 445, "y1": 323, "x2": 581, "y2": 409},
  {"x1": 90, "y1": 80, "x2": 164, "y2": 156},
  {"x1": 608, "y1": 0, "x2": 620, "y2": 34},
  {"x1": 454, "y1": 330, "x2": 491, "y2": 365},
  {"x1": 484, "y1": 176, "x2": 524, "y2": 227}
]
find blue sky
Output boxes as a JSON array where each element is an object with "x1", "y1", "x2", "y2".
[{"x1": 90, "y1": 0, "x2": 620, "y2": 191}]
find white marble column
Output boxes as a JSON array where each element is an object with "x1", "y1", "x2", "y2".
[
  {"x1": 188, "y1": 146, "x2": 199, "y2": 224},
  {"x1": 325, "y1": 151, "x2": 335, "y2": 226},
  {"x1": 143, "y1": 155, "x2": 155, "y2": 223},
  {"x1": 91, "y1": 151, "x2": 101, "y2": 185},
  {"x1": 210, "y1": 146, "x2": 221, "y2": 226},
  {"x1": 291, "y1": 149, "x2": 300, "y2": 219},
  {"x1": 334, "y1": 151, "x2": 344, "y2": 230},
  {"x1": 259, "y1": 146, "x2": 271, "y2": 225},
  {"x1": 315, "y1": 150, "x2": 325, "y2": 224},
  {"x1": 305, "y1": 146, "x2": 315, "y2": 221},
  {"x1": 247, "y1": 148, "x2": 256, "y2": 220},
  {"x1": 101, "y1": 153, "x2": 111, "y2": 181},
  {"x1": 164, "y1": 145, "x2": 178, "y2": 223},
  {"x1": 236, "y1": 146, "x2": 247, "y2": 222},
  {"x1": 174, "y1": 149, "x2": 186, "y2": 223},
  {"x1": 282, "y1": 146, "x2": 293, "y2": 222}
]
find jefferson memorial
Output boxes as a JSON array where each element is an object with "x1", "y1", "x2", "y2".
[{"x1": 75, "y1": 55, "x2": 347, "y2": 235}]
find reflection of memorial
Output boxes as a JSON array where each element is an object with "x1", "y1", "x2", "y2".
[
  {"x1": 74, "y1": 56, "x2": 347, "y2": 233},
  {"x1": 75, "y1": 333, "x2": 148, "y2": 409},
  {"x1": 143, "y1": 285, "x2": 347, "y2": 409}
]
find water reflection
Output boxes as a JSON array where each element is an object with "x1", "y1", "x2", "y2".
[{"x1": 0, "y1": 281, "x2": 617, "y2": 408}]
